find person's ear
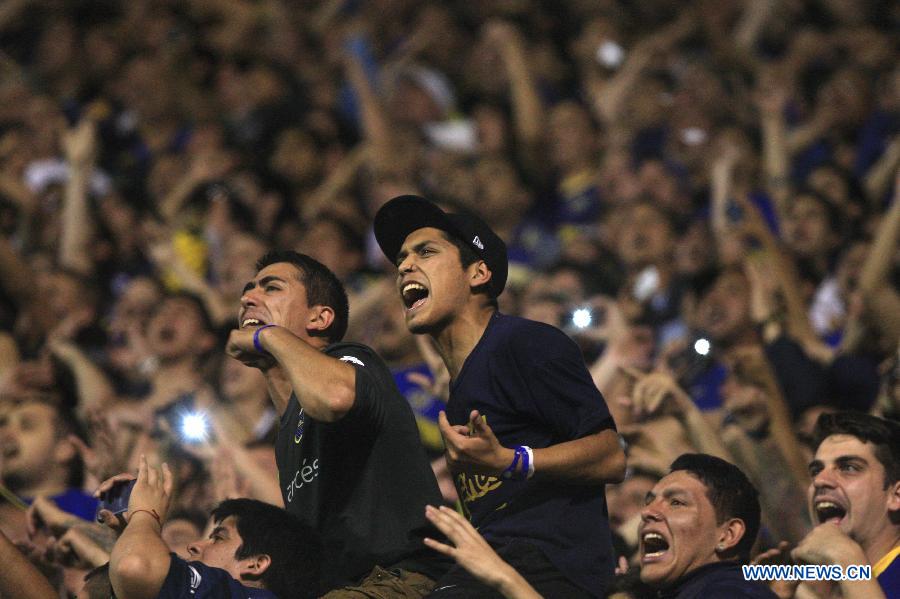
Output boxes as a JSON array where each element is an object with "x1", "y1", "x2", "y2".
[
  {"x1": 468, "y1": 261, "x2": 492, "y2": 290},
  {"x1": 887, "y1": 480, "x2": 900, "y2": 514},
  {"x1": 240, "y1": 554, "x2": 272, "y2": 579},
  {"x1": 54, "y1": 435, "x2": 77, "y2": 465},
  {"x1": 307, "y1": 305, "x2": 335, "y2": 334},
  {"x1": 715, "y1": 518, "x2": 746, "y2": 555}
]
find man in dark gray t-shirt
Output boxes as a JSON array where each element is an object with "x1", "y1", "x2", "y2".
[{"x1": 226, "y1": 250, "x2": 446, "y2": 597}]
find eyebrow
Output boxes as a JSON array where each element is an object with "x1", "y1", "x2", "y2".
[
  {"x1": 210, "y1": 525, "x2": 228, "y2": 538},
  {"x1": 663, "y1": 487, "x2": 689, "y2": 499},
  {"x1": 242, "y1": 275, "x2": 287, "y2": 293},
  {"x1": 809, "y1": 455, "x2": 868, "y2": 471},
  {"x1": 834, "y1": 455, "x2": 868, "y2": 468},
  {"x1": 645, "y1": 487, "x2": 690, "y2": 503},
  {"x1": 395, "y1": 240, "x2": 440, "y2": 265}
]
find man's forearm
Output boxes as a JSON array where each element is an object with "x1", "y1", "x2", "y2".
[
  {"x1": 532, "y1": 428, "x2": 625, "y2": 484},
  {"x1": 110, "y1": 515, "x2": 171, "y2": 599},
  {"x1": 0, "y1": 529, "x2": 57, "y2": 599},
  {"x1": 258, "y1": 326, "x2": 357, "y2": 422},
  {"x1": 496, "y1": 565, "x2": 544, "y2": 599}
]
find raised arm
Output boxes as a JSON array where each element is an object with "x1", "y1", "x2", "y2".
[
  {"x1": 108, "y1": 457, "x2": 173, "y2": 599},
  {"x1": 59, "y1": 120, "x2": 97, "y2": 276},
  {"x1": 157, "y1": 151, "x2": 233, "y2": 223},
  {"x1": 841, "y1": 176, "x2": 900, "y2": 354},
  {"x1": 0, "y1": 236, "x2": 55, "y2": 337},
  {"x1": 863, "y1": 136, "x2": 900, "y2": 206},
  {"x1": 226, "y1": 325, "x2": 356, "y2": 422},
  {"x1": 588, "y1": 12, "x2": 694, "y2": 129},
  {"x1": 342, "y1": 38, "x2": 397, "y2": 175},
  {"x1": 626, "y1": 372, "x2": 732, "y2": 461},
  {"x1": 755, "y1": 78, "x2": 792, "y2": 219},
  {"x1": 483, "y1": 21, "x2": 544, "y2": 149},
  {"x1": 424, "y1": 505, "x2": 544, "y2": 599},
  {"x1": 0, "y1": 527, "x2": 57, "y2": 599},
  {"x1": 47, "y1": 338, "x2": 117, "y2": 418}
]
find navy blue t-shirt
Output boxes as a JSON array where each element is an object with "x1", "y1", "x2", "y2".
[
  {"x1": 446, "y1": 312, "x2": 617, "y2": 597},
  {"x1": 657, "y1": 562, "x2": 778, "y2": 598},
  {"x1": 158, "y1": 554, "x2": 278, "y2": 598}
]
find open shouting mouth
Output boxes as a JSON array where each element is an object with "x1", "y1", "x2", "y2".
[
  {"x1": 640, "y1": 530, "x2": 671, "y2": 563},
  {"x1": 401, "y1": 282, "x2": 430, "y2": 312}
]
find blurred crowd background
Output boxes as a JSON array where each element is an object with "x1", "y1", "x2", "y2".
[{"x1": 0, "y1": 0, "x2": 898, "y2": 595}]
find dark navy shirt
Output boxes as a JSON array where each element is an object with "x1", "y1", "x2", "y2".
[
  {"x1": 446, "y1": 312, "x2": 617, "y2": 597},
  {"x1": 158, "y1": 554, "x2": 278, "y2": 599},
  {"x1": 657, "y1": 562, "x2": 778, "y2": 598}
]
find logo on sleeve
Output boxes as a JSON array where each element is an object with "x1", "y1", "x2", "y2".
[
  {"x1": 188, "y1": 565, "x2": 202, "y2": 592},
  {"x1": 340, "y1": 355, "x2": 365, "y2": 366},
  {"x1": 294, "y1": 407, "x2": 306, "y2": 444}
]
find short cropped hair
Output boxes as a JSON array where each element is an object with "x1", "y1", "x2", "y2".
[
  {"x1": 255, "y1": 250, "x2": 349, "y2": 343},
  {"x1": 812, "y1": 411, "x2": 900, "y2": 489},
  {"x1": 211, "y1": 499, "x2": 321, "y2": 599},
  {"x1": 669, "y1": 454, "x2": 761, "y2": 562},
  {"x1": 439, "y1": 231, "x2": 498, "y2": 308}
]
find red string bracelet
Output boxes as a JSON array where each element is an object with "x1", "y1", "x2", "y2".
[{"x1": 128, "y1": 509, "x2": 162, "y2": 528}]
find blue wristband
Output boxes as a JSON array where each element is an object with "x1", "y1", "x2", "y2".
[
  {"x1": 502, "y1": 446, "x2": 530, "y2": 481},
  {"x1": 501, "y1": 448, "x2": 522, "y2": 480},
  {"x1": 253, "y1": 325, "x2": 277, "y2": 354}
]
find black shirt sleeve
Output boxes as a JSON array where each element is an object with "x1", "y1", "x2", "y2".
[{"x1": 327, "y1": 344, "x2": 386, "y2": 428}]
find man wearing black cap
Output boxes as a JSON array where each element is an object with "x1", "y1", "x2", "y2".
[{"x1": 374, "y1": 196, "x2": 627, "y2": 598}]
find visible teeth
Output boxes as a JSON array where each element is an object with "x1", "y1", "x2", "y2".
[
  {"x1": 816, "y1": 501, "x2": 838, "y2": 509},
  {"x1": 403, "y1": 283, "x2": 426, "y2": 293},
  {"x1": 642, "y1": 532, "x2": 664, "y2": 542},
  {"x1": 242, "y1": 318, "x2": 261, "y2": 327}
]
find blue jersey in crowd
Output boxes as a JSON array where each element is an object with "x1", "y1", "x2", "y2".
[
  {"x1": 875, "y1": 546, "x2": 900, "y2": 598},
  {"x1": 157, "y1": 554, "x2": 277, "y2": 599}
]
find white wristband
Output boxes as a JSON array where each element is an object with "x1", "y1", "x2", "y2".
[{"x1": 524, "y1": 446, "x2": 535, "y2": 479}]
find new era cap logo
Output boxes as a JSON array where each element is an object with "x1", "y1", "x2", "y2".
[{"x1": 472, "y1": 236, "x2": 484, "y2": 250}]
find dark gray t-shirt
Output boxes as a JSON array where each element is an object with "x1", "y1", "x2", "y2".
[{"x1": 275, "y1": 341, "x2": 444, "y2": 592}]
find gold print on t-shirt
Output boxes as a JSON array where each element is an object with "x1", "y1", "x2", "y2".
[{"x1": 456, "y1": 472, "x2": 502, "y2": 504}]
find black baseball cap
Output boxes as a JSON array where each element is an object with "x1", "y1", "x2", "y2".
[{"x1": 374, "y1": 195, "x2": 508, "y2": 297}]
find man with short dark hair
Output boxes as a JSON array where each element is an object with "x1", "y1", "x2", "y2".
[
  {"x1": 637, "y1": 453, "x2": 775, "y2": 597},
  {"x1": 421, "y1": 454, "x2": 775, "y2": 598},
  {"x1": 791, "y1": 411, "x2": 900, "y2": 598},
  {"x1": 225, "y1": 250, "x2": 446, "y2": 596},
  {"x1": 0, "y1": 398, "x2": 97, "y2": 524},
  {"x1": 374, "y1": 196, "x2": 626, "y2": 597},
  {"x1": 105, "y1": 457, "x2": 319, "y2": 599}
]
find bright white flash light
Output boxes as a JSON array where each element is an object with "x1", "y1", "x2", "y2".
[
  {"x1": 694, "y1": 338, "x2": 711, "y2": 356},
  {"x1": 572, "y1": 308, "x2": 593, "y2": 329},
  {"x1": 181, "y1": 412, "x2": 209, "y2": 441}
]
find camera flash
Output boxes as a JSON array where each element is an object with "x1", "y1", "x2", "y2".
[
  {"x1": 181, "y1": 412, "x2": 209, "y2": 442},
  {"x1": 572, "y1": 308, "x2": 593, "y2": 329},
  {"x1": 694, "y1": 338, "x2": 711, "y2": 356}
]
